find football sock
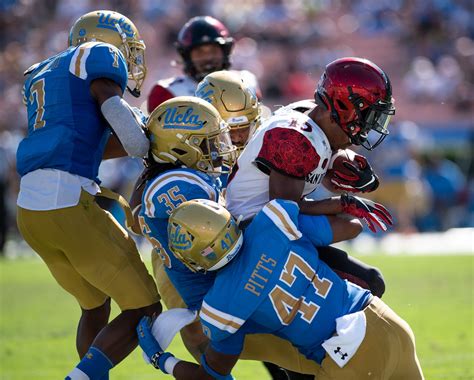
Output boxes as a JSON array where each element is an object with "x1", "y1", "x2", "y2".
[{"x1": 66, "y1": 347, "x2": 113, "y2": 380}]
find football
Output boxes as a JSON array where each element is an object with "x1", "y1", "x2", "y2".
[{"x1": 322, "y1": 149, "x2": 363, "y2": 192}]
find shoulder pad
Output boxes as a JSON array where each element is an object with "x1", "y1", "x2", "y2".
[
  {"x1": 69, "y1": 42, "x2": 127, "y2": 90},
  {"x1": 261, "y1": 199, "x2": 302, "y2": 241},
  {"x1": 23, "y1": 62, "x2": 41, "y2": 76},
  {"x1": 274, "y1": 100, "x2": 315, "y2": 116},
  {"x1": 142, "y1": 169, "x2": 218, "y2": 218},
  {"x1": 257, "y1": 126, "x2": 320, "y2": 178}
]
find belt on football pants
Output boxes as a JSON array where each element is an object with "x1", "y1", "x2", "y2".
[{"x1": 97, "y1": 186, "x2": 134, "y2": 229}]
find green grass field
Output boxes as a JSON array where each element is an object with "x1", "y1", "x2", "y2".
[{"x1": 0, "y1": 254, "x2": 473, "y2": 379}]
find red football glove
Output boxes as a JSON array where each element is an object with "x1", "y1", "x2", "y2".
[
  {"x1": 340, "y1": 193, "x2": 393, "y2": 233},
  {"x1": 331, "y1": 154, "x2": 379, "y2": 193}
]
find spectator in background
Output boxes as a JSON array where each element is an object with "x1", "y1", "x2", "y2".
[
  {"x1": 419, "y1": 153, "x2": 467, "y2": 231},
  {"x1": 0, "y1": 145, "x2": 8, "y2": 255},
  {"x1": 368, "y1": 121, "x2": 431, "y2": 233},
  {"x1": 147, "y1": 15, "x2": 260, "y2": 113}
]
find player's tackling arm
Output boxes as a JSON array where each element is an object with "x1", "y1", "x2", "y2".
[
  {"x1": 90, "y1": 77, "x2": 149, "y2": 158},
  {"x1": 269, "y1": 170, "x2": 362, "y2": 242},
  {"x1": 268, "y1": 169, "x2": 342, "y2": 215}
]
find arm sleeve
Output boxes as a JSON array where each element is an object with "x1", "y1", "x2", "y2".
[
  {"x1": 255, "y1": 128, "x2": 320, "y2": 179},
  {"x1": 84, "y1": 43, "x2": 128, "y2": 93},
  {"x1": 298, "y1": 214, "x2": 333, "y2": 246},
  {"x1": 148, "y1": 84, "x2": 174, "y2": 113},
  {"x1": 100, "y1": 96, "x2": 149, "y2": 157}
]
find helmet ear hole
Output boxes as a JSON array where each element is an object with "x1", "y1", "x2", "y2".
[
  {"x1": 172, "y1": 148, "x2": 188, "y2": 156},
  {"x1": 336, "y1": 99, "x2": 348, "y2": 110}
]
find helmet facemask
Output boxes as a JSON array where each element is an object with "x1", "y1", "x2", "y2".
[
  {"x1": 114, "y1": 23, "x2": 147, "y2": 97},
  {"x1": 346, "y1": 89, "x2": 395, "y2": 150},
  {"x1": 190, "y1": 122, "x2": 237, "y2": 174},
  {"x1": 228, "y1": 116, "x2": 260, "y2": 153}
]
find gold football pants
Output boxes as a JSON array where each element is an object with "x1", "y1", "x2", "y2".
[
  {"x1": 17, "y1": 190, "x2": 160, "y2": 310},
  {"x1": 317, "y1": 297, "x2": 424, "y2": 379}
]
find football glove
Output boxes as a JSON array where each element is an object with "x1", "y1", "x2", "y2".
[
  {"x1": 340, "y1": 193, "x2": 393, "y2": 233},
  {"x1": 137, "y1": 316, "x2": 163, "y2": 369},
  {"x1": 331, "y1": 154, "x2": 379, "y2": 193}
]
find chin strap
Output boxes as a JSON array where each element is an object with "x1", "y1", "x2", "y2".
[{"x1": 127, "y1": 85, "x2": 141, "y2": 98}]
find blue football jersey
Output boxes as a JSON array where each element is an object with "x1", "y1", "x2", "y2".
[
  {"x1": 200, "y1": 199, "x2": 372, "y2": 364},
  {"x1": 17, "y1": 42, "x2": 128, "y2": 180},
  {"x1": 139, "y1": 168, "x2": 221, "y2": 310}
]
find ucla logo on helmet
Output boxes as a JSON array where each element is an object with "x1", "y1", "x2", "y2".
[
  {"x1": 79, "y1": 28, "x2": 86, "y2": 37},
  {"x1": 96, "y1": 12, "x2": 134, "y2": 37},
  {"x1": 163, "y1": 107, "x2": 204, "y2": 130},
  {"x1": 196, "y1": 86, "x2": 214, "y2": 103},
  {"x1": 169, "y1": 224, "x2": 193, "y2": 250}
]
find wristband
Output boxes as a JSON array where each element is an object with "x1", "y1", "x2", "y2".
[
  {"x1": 151, "y1": 352, "x2": 178, "y2": 374},
  {"x1": 201, "y1": 354, "x2": 235, "y2": 380},
  {"x1": 163, "y1": 355, "x2": 180, "y2": 375}
]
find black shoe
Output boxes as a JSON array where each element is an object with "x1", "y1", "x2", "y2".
[
  {"x1": 262, "y1": 362, "x2": 289, "y2": 380},
  {"x1": 262, "y1": 362, "x2": 315, "y2": 380}
]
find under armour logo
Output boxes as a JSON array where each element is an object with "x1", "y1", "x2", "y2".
[{"x1": 334, "y1": 346, "x2": 348, "y2": 360}]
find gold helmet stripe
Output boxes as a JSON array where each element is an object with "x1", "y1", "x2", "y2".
[
  {"x1": 144, "y1": 171, "x2": 217, "y2": 215},
  {"x1": 200, "y1": 301, "x2": 244, "y2": 333},
  {"x1": 263, "y1": 201, "x2": 302, "y2": 241}
]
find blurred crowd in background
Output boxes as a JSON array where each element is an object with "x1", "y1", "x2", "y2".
[{"x1": 0, "y1": 0, "x2": 473, "y2": 254}]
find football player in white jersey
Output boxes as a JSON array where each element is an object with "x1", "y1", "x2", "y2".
[
  {"x1": 226, "y1": 57, "x2": 396, "y2": 299},
  {"x1": 147, "y1": 16, "x2": 260, "y2": 113},
  {"x1": 226, "y1": 57, "x2": 395, "y2": 220},
  {"x1": 194, "y1": 67, "x2": 393, "y2": 380}
]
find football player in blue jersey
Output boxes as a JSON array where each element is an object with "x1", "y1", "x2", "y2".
[
  {"x1": 16, "y1": 10, "x2": 161, "y2": 380},
  {"x1": 138, "y1": 199, "x2": 424, "y2": 380},
  {"x1": 130, "y1": 96, "x2": 364, "y2": 375},
  {"x1": 128, "y1": 95, "x2": 236, "y2": 360}
]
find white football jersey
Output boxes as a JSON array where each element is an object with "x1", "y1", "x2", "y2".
[
  {"x1": 226, "y1": 108, "x2": 332, "y2": 221},
  {"x1": 157, "y1": 75, "x2": 197, "y2": 97}
]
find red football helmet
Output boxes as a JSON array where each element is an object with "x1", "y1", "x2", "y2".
[
  {"x1": 176, "y1": 16, "x2": 234, "y2": 81},
  {"x1": 316, "y1": 57, "x2": 395, "y2": 150}
]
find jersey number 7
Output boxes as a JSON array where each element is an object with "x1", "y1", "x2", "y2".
[
  {"x1": 29, "y1": 78, "x2": 46, "y2": 130},
  {"x1": 269, "y1": 251, "x2": 332, "y2": 325}
]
